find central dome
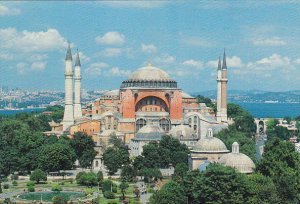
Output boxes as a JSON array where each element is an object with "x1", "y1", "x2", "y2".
[
  {"x1": 129, "y1": 65, "x2": 172, "y2": 81},
  {"x1": 121, "y1": 64, "x2": 177, "y2": 89}
]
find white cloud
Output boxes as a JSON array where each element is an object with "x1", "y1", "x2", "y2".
[
  {"x1": 95, "y1": 32, "x2": 125, "y2": 46},
  {"x1": 101, "y1": 48, "x2": 123, "y2": 57},
  {"x1": 294, "y1": 58, "x2": 300, "y2": 64},
  {"x1": 0, "y1": 4, "x2": 21, "y2": 16},
  {"x1": 29, "y1": 54, "x2": 48, "y2": 62},
  {"x1": 206, "y1": 56, "x2": 243, "y2": 68},
  {"x1": 182, "y1": 59, "x2": 203, "y2": 69},
  {"x1": 72, "y1": 51, "x2": 90, "y2": 63},
  {"x1": 0, "y1": 52, "x2": 13, "y2": 60},
  {"x1": 85, "y1": 62, "x2": 109, "y2": 76},
  {"x1": 107, "y1": 67, "x2": 131, "y2": 77},
  {"x1": 16, "y1": 62, "x2": 27, "y2": 75},
  {"x1": 141, "y1": 43, "x2": 157, "y2": 54},
  {"x1": 153, "y1": 54, "x2": 176, "y2": 65},
  {"x1": 31, "y1": 61, "x2": 46, "y2": 71},
  {"x1": 0, "y1": 28, "x2": 67, "y2": 52},
  {"x1": 255, "y1": 54, "x2": 290, "y2": 67},
  {"x1": 252, "y1": 37, "x2": 286, "y2": 46},
  {"x1": 98, "y1": 1, "x2": 169, "y2": 8}
]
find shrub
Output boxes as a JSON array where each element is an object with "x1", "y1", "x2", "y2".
[
  {"x1": 76, "y1": 172, "x2": 97, "y2": 187},
  {"x1": 103, "y1": 191, "x2": 115, "y2": 199},
  {"x1": 28, "y1": 185, "x2": 35, "y2": 192},
  {"x1": 26, "y1": 181, "x2": 35, "y2": 187},
  {"x1": 51, "y1": 183, "x2": 62, "y2": 192},
  {"x1": 112, "y1": 184, "x2": 117, "y2": 193},
  {"x1": 52, "y1": 196, "x2": 67, "y2": 204},
  {"x1": 12, "y1": 181, "x2": 18, "y2": 186},
  {"x1": 84, "y1": 188, "x2": 94, "y2": 196},
  {"x1": 102, "y1": 179, "x2": 113, "y2": 192},
  {"x1": 3, "y1": 184, "x2": 9, "y2": 189}
]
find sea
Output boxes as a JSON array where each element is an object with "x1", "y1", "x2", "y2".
[
  {"x1": 0, "y1": 108, "x2": 46, "y2": 116},
  {"x1": 0, "y1": 103, "x2": 299, "y2": 118}
]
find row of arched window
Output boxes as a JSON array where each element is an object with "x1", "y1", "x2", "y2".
[
  {"x1": 121, "y1": 80, "x2": 177, "y2": 88},
  {"x1": 136, "y1": 118, "x2": 170, "y2": 132}
]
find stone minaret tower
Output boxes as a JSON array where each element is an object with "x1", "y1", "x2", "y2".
[
  {"x1": 216, "y1": 56, "x2": 222, "y2": 122},
  {"x1": 62, "y1": 43, "x2": 74, "y2": 130},
  {"x1": 73, "y1": 50, "x2": 82, "y2": 120},
  {"x1": 221, "y1": 50, "x2": 228, "y2": 122}
]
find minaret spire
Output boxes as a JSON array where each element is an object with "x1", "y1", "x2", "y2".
[
  {"x1": 75, "y1": 49, "x2": 81, "y2": 67},
  {"x1": 222, "y1": 48, "x2": 227, "y2": 70},
  {"x1": 218, "y1": 56, "x2": 221, "y2": 70},
  {"x1": 65, "y1": 41, "x2": 72, "y2": 61}
]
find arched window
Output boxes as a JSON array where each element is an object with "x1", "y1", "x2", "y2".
[
  {"x1": 136, "y1": 118, "x2": 147, "y2": 132},
  {"x1": 159, "y1": 118, "x2": 170, "y2": 132}
]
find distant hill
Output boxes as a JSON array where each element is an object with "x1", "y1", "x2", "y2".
[{"x1": 191, "y1": 90, "x2": 300, "y2": 103}]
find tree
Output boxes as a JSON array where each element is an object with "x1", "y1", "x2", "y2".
[
  {"x1": 119, "y1": 181, "x2": 129, "y2": 200},
  {"x1": 256, "y1": 138, "x2": 300, "y2": 203},
  {"x1": 37, "y1": 143, "x2": 76, "y2": 173},
  {"x1": 247, "y1": 173, "x2": 280, "y2": 204},
  {"x1": 76, "y1": 172, "x2": 98, "y2": 187},
  {"x1": 30, "y1": 169, "x2": 47, "y2": 184},
  {"x1": 267, "y1": 125, "x2": 292, "y2": 140},
  {"x1": 215, "y1": 125, "x2": 256, "y2": 162},
  {"x1": 173, "y1": 163, "x2": 188, "y2": 182},
  {"x1": 103, "y1": 139, "x2": 130, "y2": 175},
  {"x1": 190, "y1": 164, "x2": 251, "y2": 204},
  {"x1": 51, "y1": 183, "x2": 62, "y2": 192},
  {"x1": 97, "y1": 171, "x2": 103, "y2": 183},
  {"x1": 121, "y1": 165, "x2": 136, "y2": 182},
  {"x1": 71, "y1": 132, "x2": 96, "y2": 168},
  {"x1": 139, "y1": 168, "x2": 162, "y2": 183},
  {"x1": 150, "y1": 180, "x2": 187, "y2": 204}
]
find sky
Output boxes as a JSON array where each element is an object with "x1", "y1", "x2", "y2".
[{"x1": 0, "y1": 1, "x2": 300, "y2": 93}]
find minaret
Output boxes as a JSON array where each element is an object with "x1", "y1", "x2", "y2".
[
  {"x1": 221, "y1": 49, "x2": 228, "y2": 122},
  {"x1": 62, "y1": 42, "x2": 74, "y2": 130},
  {"x1": 216, "y1": 56, "x2": 222, "y2": 122},
  {"x1": 73, "y1": 50, "x2": 82, "y2": 120}
]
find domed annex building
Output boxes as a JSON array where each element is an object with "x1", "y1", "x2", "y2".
[{"x1": 48, "y1": 46, "x2": 238, "y2": 170}]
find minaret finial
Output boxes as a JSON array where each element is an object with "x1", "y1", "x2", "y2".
[
  {"x1": 218, "y1": 56, "x2": 221, "y2": 70},
  {"x1": 75, "y1": 49, "x2": 81, "y2": 67},
  {"x1": 65, "y1": 41, "x2": 72, "y2": 61},
  {"x1": 222, "y1": 48, "x2": 227, "y2": 70}
]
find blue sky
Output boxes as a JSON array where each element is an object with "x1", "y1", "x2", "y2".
[{"x1": 0, "y1": 1, "x2": 299, "y2": 93}]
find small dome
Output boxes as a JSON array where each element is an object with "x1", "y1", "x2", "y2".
[
  {"x1": 129, "y1": 65, "x2": 172, "y2": 81},
  {"x1": 193, "y1": 128, "x2": 228, "y2": 152},
  {"x1": 134, "y1": 124, "x2": 164, "y2": 141},
  {"x1": 169, "y1": 125, "x2": 197, "y2": 140},
  {"x1": 218, "y1": 142, "x2": 255, "y2": 173}
]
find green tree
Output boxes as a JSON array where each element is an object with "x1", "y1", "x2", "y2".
[
  {"x1": 173, "y1": 163, "x2": 188, "y2": 182},
  {"x1": 37, "y1": 143, "x2": 76, "y2": 173},
  {"x1": 71, "y1": 132, "x2": 96, "y2": 168},
  {"x1": 191, "y1": 164, "x2": 251, "y2": 204},
  {"x1": 119, "y1": 181, "x2": 129, "y2": 200},
  {"x1": 256, "y1": 138, "x2": 300, "y2": 203},
  {"x1": 103, "y1": 138, "x2": 130, "y2": 175},
  {"x1": 139, "y1": 168, "x2": 162, "y2": 183},
  {"x1": 30, "y1": 169, "x2": 47, "y2": 184},
  {"x1": 267, "y1": 125, "x2": 292, "y2": 140},
  {"x1": 121, "y1": 165, "x2": 136, "y2": 182},
  {"x1": 96, "y1": 171, "x2": 103, "y2": 183},
  {"x1": 247, "y1": 173, "x2": 280, "y2": 204},
  {"x1": 76, "y1": 172, "x2": 98, "y2": 187},
  {"x1": 150, "y1": 180, "x2": 187, "y2": 204},
  {"x1": 51, "y1": 183, "x2": 62, "y2": 192}
]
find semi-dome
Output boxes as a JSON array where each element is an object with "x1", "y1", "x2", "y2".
[
  {"x1": 121, "y1": 64, "x2": 177, "y2": 89},
  {"x1": 218, "y1": 142, "x2": 255, "y2": 174},
  {"x1": 193, "y1": 128, "x2": 228, "y2": 152},
  {"x1": 134, "y1": 124, "x2": 164, "y2": 141}
]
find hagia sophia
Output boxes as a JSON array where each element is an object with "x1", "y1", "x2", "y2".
[{"x1": 45, "y1": 44, "x2": 255, "y2": 174}]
